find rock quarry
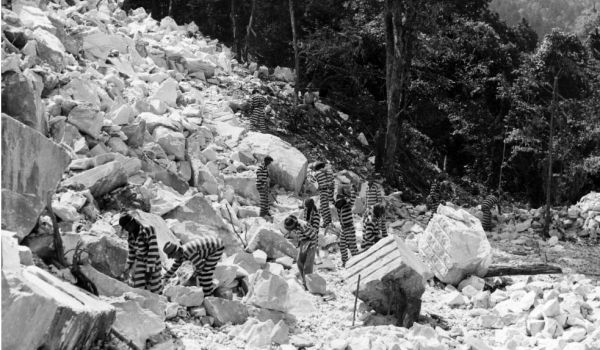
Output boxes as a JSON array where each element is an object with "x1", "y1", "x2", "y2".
[{"x1": 1, "y1": 0, "x2": 599, "y2": 349}]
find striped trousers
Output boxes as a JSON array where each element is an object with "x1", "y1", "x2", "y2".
[
  {"x1": 132, "y1": 262, "x2": 162, "y2": 293},
  {"x1": 319, "y1": 190, "x2": 332, "y2": 228},
  {"x1": 251, "y1": 111, "x2": 266, "y2": 133},
  {"x1": 259, "y1": 187, "x2": 270, "y2": 217},
  {"x1": 339, "y1": 224, "x2": 358, "y2": 266},
  {"x1": 482, "y1": 206, "x2": 493, "y2": 231},
  {"x1": 188, "y1": 246, "x2": 225, "y2": 294}
]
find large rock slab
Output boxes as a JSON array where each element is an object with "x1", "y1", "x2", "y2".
[
  {"x1": 223, "y1": 171, "x2": 260, "y2": 203},
  {"x1": 110, "y1": 299, "x2": 165, "y2": 349},
  {"x1": 238, "y1": 132, "x2": 307, "y2": 193},
  {"x1": 2, "y1": 231, "x2": 21, "y2": 270},
  {"x1": 133, "y1": 210, "x2": 180, "y2": 264},
  {"x1": 245, "y1": 270, "x2": 289, "y2": 312},
  {"x1": 153, "y1": 126, "x2": 185, "y2": 160},
  {"x1": 67, "y1": 104, "x2": 104, "y2": 139},
  {"x1": 344, "y1": 235, "x2": 430, "y2": 328},
  {"x1": 246, "y1": 225, "x2": 298, "y2": 259},
  {"x1": 163, "y1": 194, "x2": 242, "y2": 254},
  {"x1": 62, "y1": 161, "x2": 128, "y2": 198},
  {"x1": 418, "y1": 205, "x2": 492, "y2": 285},
  {"x1": 163, "y1": 285, "x2": 204, "y2": 307},
  {"x1": 204, "y1": 296, "x2": 249, "y2": 326},
  {"x1": 2, "y1": 266, "x2": 116, "y2": 350},
  {"x1": 1, "y1": 71, "x2": 46, "y2": 133},
  {"x1": 141, "y1": 158, "x2": 190, "y2": 195},
  {"x1": 79, "y1": 264, "x2": 166, "y2": 317},
  {"x1": 1, "y1": 115, "x2": 70, "y2": 240},
  {"x1": 32, "y1": 28, "x2": 69, "y2": 70}
]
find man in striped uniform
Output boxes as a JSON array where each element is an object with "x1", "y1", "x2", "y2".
[
  {"x1": 284, "y1": 215, "x2": 317, "y2": 288},
  {"x1": 366, "y1": 174, "x2": 383, "y2": 211},
  {"x1": 248, "y1": 89, "x2": 268, "y2": 132},
  {"x1": 163, "y1": 236, "x2": 225, "y2": 295},
  {"x1": 325, "y1": 163, "x2": 335, "y2": 203},
  {"x1": 361, "y1": 204, "x2": 388, "y2": 251},
  {"x1": 334, "y1": 194, "x2": 359, "y2": 267},
  {"x1": 256, "y1": 156, "x2": 273, "y2": 218},
  {"x1": 481, "y1": 193, "x2": 501, "y2": 232},
  {"x1": 427, "y1": 173, "x2": 447, "y2": 209},
  {"x1": 312, "y1": 161, "x2": 333, "y2": 230},
  {"x1": 120, "y1": 214, "x2": 162, "y2": 293},
  {"x1": 303, "y1": 198, "x2": 321, "y2": 230}
]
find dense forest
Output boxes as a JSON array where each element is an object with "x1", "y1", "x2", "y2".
[{"x1": 122, "y1": 0, "x2": 600, "y2": 207}]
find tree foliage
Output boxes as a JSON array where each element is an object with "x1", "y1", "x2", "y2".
[{"x1": 121, "y1": 0, "x2": 600, "y2": 205}]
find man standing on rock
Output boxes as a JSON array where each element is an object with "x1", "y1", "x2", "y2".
[
  {"x1": 482, "y1": 192, "x2": 501, "y2": 232},
  {"x1": 361, "y1": 203, "x2": 388, "y2": 251},
  {"x1": 257, "y1": 155, "x2": 273, "y2": 219},
  {"x1": 427, "y1": 172, "x2": 447, "y2": 209},
  {"x1": 162, "y1": 237, "x2": 224, "y2": 295},
  {"x1": 284, "y1": 215, "x2": 317, "y2": 289},
  {"x1": 248, "y1": 88, "x2": 269, "y2": 132},
  {"x1": 334, "y1": 192, "x2": 359, "y2": 267},
  {"x1": 366, "y1": 173, "x2": 383, "y2": 212},
  {"x1": 312, "y1": 161, "x2": 334, "y2": 232},
  {"x1": 119, "y1": 213, "x2": 163, "y2": 293}
]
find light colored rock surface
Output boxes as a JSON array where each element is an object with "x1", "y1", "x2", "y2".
[
  {"x1": 238, "y1": 132, "x2": 307, "y2": 193},
  {"x1": 2, "y1": 266, "x2": 116, "y2": 350},
  {"x1": 203, "y1": 296, "x2": 249, "y2": 326},
  {"x1": 1, "y1": 115, "x2": 70, "y2": 240},
  {"x1": 418, "y1": 205, "x2": 492, "y2": 285}
]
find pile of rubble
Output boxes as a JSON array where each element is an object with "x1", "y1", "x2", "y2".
[{"x1": 2, "y1": 0, "x2": 599, "y2": 349}]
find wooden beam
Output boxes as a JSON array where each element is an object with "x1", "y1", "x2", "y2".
[{"x1": 484, "y1": 263, "x2": 562, "y2": 278}]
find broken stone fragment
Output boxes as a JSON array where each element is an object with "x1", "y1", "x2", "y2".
[{"x1": 203, "y1": 296, "x2": 248, "y2": 326}]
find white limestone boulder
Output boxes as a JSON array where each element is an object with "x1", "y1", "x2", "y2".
[
  {"x1": 238, "y1": 132, "x2": 307, "y2": 193},
  {"x1": 418, "y1": 205, "x2": 492, "y2": 285},
  {"x1": 2, "y1": 266, "x2": 116, "y2": 350}
]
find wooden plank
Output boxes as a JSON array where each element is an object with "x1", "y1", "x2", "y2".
[{"x1": 484, "y1": 264, "x2": 562, "y2": 277}]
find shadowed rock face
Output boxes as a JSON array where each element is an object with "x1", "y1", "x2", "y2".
[
  {"x1": 1, "y1": 71, "x2": 47, "y2": 134},
  {"x1": 2, "y1": 266, "x2": 116, "y2": 350},
  {"x1": 344, "y1": 235, "x2": 431, "y2": 328},
  {"x1": 1, "y1": 114, "x2": 70, "y2": 240}
]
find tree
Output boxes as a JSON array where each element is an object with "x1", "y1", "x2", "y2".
[
  {"x1": 382, "y1": 0, "x2": 422, "y2": 184},
  {"x1": 289, "y1": 0, "x2": 300, "y2": 103}
]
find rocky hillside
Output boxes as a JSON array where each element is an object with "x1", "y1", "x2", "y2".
[{"x1": 1, "y1": 0, "x2": 600, "y2": 350}]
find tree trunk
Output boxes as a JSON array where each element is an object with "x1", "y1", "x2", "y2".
[
  {"x1": 230, "y1": 0, "x2": 238, "y2": 59},
  {"x1": 383, "y1": 0, "x2": 419, "y2": 185},
  {"x1": 289, "y1": 0, "x2": 300, "y2": 105},
  {"x1": 543, "y1": 75, "x2": 559, "y2": 238},
  {"x1": 244, "y1": 0, "x2": 256, "y2": 63}
]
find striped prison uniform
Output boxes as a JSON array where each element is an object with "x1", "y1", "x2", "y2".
[
  {"x1": 429, "y1": 180, "x2": 441, "y2": 205},
  {"x1": 304, "y1": 206, "x2": 321, "y2": 230},
  {"x1": 481, "y1": 195, "x2": 499, "y2": 232},
  {"x1": 337, "y1": 185, "x2": 356, "y2": 207},
  {"x1": 326, "y1": 168, "x2": 335, "y2": 203},
  {"x1": 362, "y1": 211, "x2": 388, "y2": 251},
  {"x1": 366, "y1": 182, "x2": 382, "y2": 209},
  {"x1": 164, "y1": 237, "x2": 224, "y2": 294},
  {"x1": 256, "y1": 164, "x2": 270, "y2": 217},
  {"x1": 314, "y1": 169, "x2": 334, "y2": 228},
  {"x1": 294, "y1": 222, "x2": 318, "y2": 281},
  {"x1": 336, "y1": 200, "x2": 358, "y2": 266},
  {"x1": 126, "y1": 225, "x2": 162, "y2": 293},
  {"x1": 250, "y1": 94, "x2": 267, "y2": 132}
]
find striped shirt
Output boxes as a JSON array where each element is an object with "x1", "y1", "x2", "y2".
[
  {"x1": 256, "y1": 164, "x2": 269, "y2": 190},
  {"x1": 362, "y1": 214, "x2": 387, "y2": 249},
  {"x1": 251, "y1": 94, "x2": 267, "y2": 115},
  {"x1": 294, "y1": 222, "x2": 318, "y2": 248},
  {"x1": 337, "y1": 185, "x2": 356, "y2": 207},
  {"x1": 482, "y1": 195, "x2": 499, "y2": 211},
  {"x1": 429, "y1": 181, "x2": 440, "y2": 204},
  {"x1": 126, "y1": 225, "x2": 160, "y2": 273},
  {"x1": 164, "y1": 237, "x2": 224, "y2": 279},
  {"x1": 366, "y1": 183, "x2": 381, "y2": 207},
  {"x1": 314, "y1": 169, "x2": 330, "y2": 191},
  {"x1": 337, "y1": 201, "x2": 354, "y2": 229},
  {"x1": 304, "y1": 206, "x2": 321, "y2": 230}
]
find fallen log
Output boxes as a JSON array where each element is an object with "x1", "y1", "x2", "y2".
[{"x1": 484, "y1": 263, "x2": 562, "y2": 278}]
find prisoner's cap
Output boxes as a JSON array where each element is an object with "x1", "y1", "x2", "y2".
[
  {"x1": 284, "y1": 215, "x2": 298, "y2": 231},
  {"x1": 163, "y1": 241, "x2": 180, "y2": 255},
  {"x1": 118, "y1": 213, "x2": 135, "y2": 227},
  {"x1": 313, "y1": 161, "x2": 326, "y2": 171},
  {"x1": 264, "y1": 155, "x2": 273, "y2": 164}
]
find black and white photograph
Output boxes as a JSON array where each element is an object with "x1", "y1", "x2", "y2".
[{"x1": 1, "y1": 0, "x2": 599, "y2": 349}]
